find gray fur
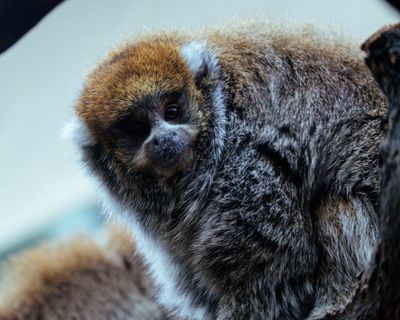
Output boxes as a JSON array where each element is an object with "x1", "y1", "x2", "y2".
[{"x1": 74, "y1": 25, "x2": 387, "y2": 319}]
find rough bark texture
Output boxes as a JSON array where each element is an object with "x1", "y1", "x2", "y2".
[
  {"x1": 317, "y1": 17, "x2": 400, "y2": 320},
  {"x1": 0, "y1": 0, "x2": 65, "y2": 54}
]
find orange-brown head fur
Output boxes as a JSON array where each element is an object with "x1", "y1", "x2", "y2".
[
  {"x1": 73, "y1": 36, "x2": 222, "y2": 181},
  {"x1": 67, "y1": 34, "x2": 225, "y2": 217},
  {"x1": 77, "y1": 39, "x2": 194, "y2": 133}
]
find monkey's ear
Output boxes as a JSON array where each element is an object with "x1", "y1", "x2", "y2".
[{"x1": 180, "y1": 40, "x2": 219, "y2": 84}]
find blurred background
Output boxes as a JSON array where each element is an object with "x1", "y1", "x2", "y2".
[{"x1": 0, "y1": 0, "x2": 398, "y2": 258}]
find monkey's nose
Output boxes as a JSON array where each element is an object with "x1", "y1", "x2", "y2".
[{"x1": 145, "y1": 131, "x2": 188, "y2": 170}]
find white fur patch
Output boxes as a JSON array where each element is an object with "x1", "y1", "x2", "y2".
[
  {"x1": 61, "y1": 115, "x2": 95, "y2": 148},
  {"x1": 128, "y1": 217, "x2": 207, "y2": 320},
  {"x1": 210, "y1": 83, "x2": 226, "y2": 154},
  {"x1": 180, "y1": 40, "x2": 219, "y2": 79},
  {"x1": 339, "y1": 198, "x2": 377, "y2": 266},
  {"x1": 98, "y1": 185, "x2": 207, "y2": 320}
]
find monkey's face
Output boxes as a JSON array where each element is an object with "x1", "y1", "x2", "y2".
[
  {"x1": 71, "y1": 38, "x2": 222, "y2": 217},
  {"x1": 107, "y1": 90, "x2": 198, "y2": 178}
]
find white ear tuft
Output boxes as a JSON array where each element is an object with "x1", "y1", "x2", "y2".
[
  {"x1": 61, "y1": 115, "x2": 95, "y2": 148},
  {"x1": 180, "y1": 40, "x2": 219, "y2": 82}
]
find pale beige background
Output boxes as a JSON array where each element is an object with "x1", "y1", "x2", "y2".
[{"x1": 0, "y1": 0, "x2": 398, "y2": 253}]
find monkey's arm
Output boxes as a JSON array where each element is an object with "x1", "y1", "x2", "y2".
[{"x1": 0, "y1": 225, "x2": 166, "y2": 320}]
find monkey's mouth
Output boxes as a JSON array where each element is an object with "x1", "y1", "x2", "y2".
[{"x1": 146, "y1": 142, "x2": 193, "y2": 176}]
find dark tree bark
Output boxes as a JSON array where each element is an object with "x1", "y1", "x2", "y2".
[
  {"x1": 387, "y1": 0, "x2": 400, "y2": 12},
  {"x1": 317, "y1": 14, "x2": 400, "y2": 320},
  {"x1": 0, "y1": 0, "x2": 65, "y2": 54}
]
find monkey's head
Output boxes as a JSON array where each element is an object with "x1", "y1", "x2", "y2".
[{"x1": 67, "y1": 37, "x2": 226, "y2": 223}]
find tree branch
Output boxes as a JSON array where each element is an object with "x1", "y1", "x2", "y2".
[
  {"x1": 0, "y1": 0, "x2": 65, "y2": 54},
  {"x1": 317, "y1": 20, "x2": 400, "y2": 320},
  {"x1": 387, "y1": 0, "x2": 400, "y2": 12}
]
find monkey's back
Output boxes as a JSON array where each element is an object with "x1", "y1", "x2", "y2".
[{"x1": 185, "y1": 22, "x2": 387, "y2": 318}]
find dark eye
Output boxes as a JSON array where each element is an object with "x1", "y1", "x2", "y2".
[
  {"x1": 130, "y1": 122, "x2": 150, "y2": 138},
  {"x1": 164, "y1": 104, "x2": 181, "y2": 121}
]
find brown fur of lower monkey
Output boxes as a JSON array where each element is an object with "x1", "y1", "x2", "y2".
[{"x1": 0, "y1": 225, "x2": 166, "y2": 320}]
